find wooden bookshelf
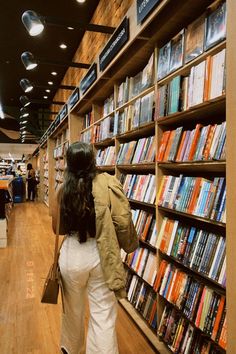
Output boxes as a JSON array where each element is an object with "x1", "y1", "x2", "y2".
[{"x1": 37, "y1": 0, "x2": 231, "y2": 351}]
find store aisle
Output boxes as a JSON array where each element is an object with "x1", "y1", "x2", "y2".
[{"x1": 0, "y1": 202, "x2": 157, "y2": 354}]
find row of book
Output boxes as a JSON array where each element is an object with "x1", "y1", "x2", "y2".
[
  {"x1": 103, "y1": 93, "x2": 114, "y2": 116},
  {"x1": 55, "y1": 159, "x2": 65, "y2": 170},
  {"x1": 125, "y1": 273, "x2": 157, "y2": 329},
  {"x1": 131, "y1": 209, "x2": 157, "y2": 247},
  {"x1": 157, "y1": 175, "x2": 226, "y2": 222},
  {"x1": 96, "y1": 146, "x2": 116, "y2": 166},
  {"x1": 55, "y1": 129, "x2": 69, "y2": 147},
  {"x1": 117, "y1": 54, "x2": 154, "y2": 107},
  {"x1": 121, "y1": 247, "x2": 157, "y2": 287},
  {"x1": 53, "y1": 141, "x2": 69, "y2": 159},
  {"x1": 157, "y1": 218, "x2": 226, "y2": 286},
  {"x1": 94, "y1": 116, "x2": 114, "y2": 142},
  {"x1": 157, "y1": 2, "x2": 226, "y2": 80},
  {"x1": 114, "y1": 91, "x2": 154, "y2": 136},
  {"x1": 83, "y1": 111, "x2": 94, "y2": 130},
  {"x1": 120, "y1": 174, "x2": 156, "y2": 204},
  {"x1": 157, "y1": 48, "x2": 225, "y2": 118},
  {"x1": 157, "y1": 122, "x2": 226, "y2": 162},
  {"x1": 158, "y1": 304, "x2": 225, "y2": 353},
  {"x1": 156, "y1": 261, "x2": 226, "y2": 341},
  {"x1": 117, "y1": 136, "x2": 155, "y2": 165},
  {"x1": 80, "y1": 128, "x2": 93, "y2": 144}
]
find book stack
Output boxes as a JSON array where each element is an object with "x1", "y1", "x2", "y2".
[
  {"x1": 117, "y1": 136, "x2": 155, "y2": 165},
  {"x1": 157, "y1": 175, "x2": 226, "y2": 222},
  {"x1": 157, "y1": 122, "x2": 226, "y2": 162},
  {"x1": 94, "y1": 116, "x2": 114, "y2": 142},
  {"x1": 80, "y1": 128, "x2": 94, "y2": 144},
  {"x1": 158, "y1": 303, "x2": 226, "y2": 352},
  {"x1": 96, "y1": 146, "x2": 116, "y2": 166},
  {"x1": 125, "y1": 272, "x2": 157, "y2": 329},
  {"x1": 117, "y1": 53, "x2": 154, "y2": 108},
  {"x1": 156, "y1": 217, "x2": 226, "y2": 286},
  {"x1": 157, "y1": 2, "x2": 226, "y2": 81},
  {"x1": 114, "y1": 91, "x2": 154, "y2": 135},
  {"x1": 120, "y1": 174, "x2": 156, "y2": 204},
  {"x1": 103, "y1": 93, "x2": 114, "y2": 116},
  {"x1": 131, "y1": 209, "x2": 157, "y2": 247}
]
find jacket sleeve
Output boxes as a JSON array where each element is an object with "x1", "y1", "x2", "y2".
[{"x1": 108, "y1": 176, "x2": 139, "y2": 253}]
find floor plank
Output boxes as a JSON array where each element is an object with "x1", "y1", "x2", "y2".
[{"x1": 0, "y1": 202, "x2": 157, "y2": 354}]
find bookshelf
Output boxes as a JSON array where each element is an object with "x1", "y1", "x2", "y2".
[{"x1": 36, "y1": 0, "x2": 234, "y2": 351}]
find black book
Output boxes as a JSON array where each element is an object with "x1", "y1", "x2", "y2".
[{"x1": 205, "y1": 1, "x2": 227, "y2": 50}]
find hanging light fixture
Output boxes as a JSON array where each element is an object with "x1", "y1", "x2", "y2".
[
  {"x1": 20, "y1": 107, "x2": 29, "y2": 117},
  {"x1": 21, "y1": 52, "x2": 38, "y2": 70},
  {"x1": 20, "y1": 78, "x2": 33, "y2": 93},
  {"x1": 22, "y1": 10, "x2": 45, "y2": 36},
  {"x1": 20, "y1": 95, "x2": 30, "y2": 107},
  {"x1": 22, "y1": 10, "x2": 114, "y2": 36}
]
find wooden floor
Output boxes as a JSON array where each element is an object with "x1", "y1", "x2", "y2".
[{"x1": 0, "y1": 202, "x2": 157, "y2": 354}]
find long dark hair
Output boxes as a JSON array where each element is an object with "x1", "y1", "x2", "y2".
[{"x1": 60, "y1": 142, "x2": 97, "y2": 242}]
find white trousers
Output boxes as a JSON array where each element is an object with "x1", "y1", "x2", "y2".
[{"x1": 59, "y1": 236, "x2": 119, "y2": 354}]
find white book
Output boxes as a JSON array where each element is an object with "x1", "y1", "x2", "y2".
[
  {"x1": 218, "y1": 257, "x2": 226, "y2": 285},
  {"x1": 209, "y1": 123, "x2": 222, "y2": 159},
  {"x1": 189, "y1": 230, "x2": 203, "y2": 268},
  {"x1": 210, "y1": 49, "x2": 226, "y2": 99},
  {"x1": 208, "y1": 237, "x2": 223, "y2": 279},
  {"x1": 127, "y1": 275, "x2": 138, "y2": 301}
]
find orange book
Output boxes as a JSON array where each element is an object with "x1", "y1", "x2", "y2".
[
  {"x1": 187, "y1": 177, "x2": 202, "y2": 214},
  {"x1": 195, "y1": 287, "x2": 206, "y2": 328},
  {"x1": 166, "y1": 268, "x2": 179, "y2": 302},
  {"x1": 188, "y1": 124, "x2": 203, "y2": 160},
  {"x1": 141, "y1": 214, "x2": 153, "y2": 241},
  {"x1": 134, "y1": 248, "x2": 144, "y2": 272},
  {"x1": 211, "y1": 296, "x2": 226, "y2": 341},
  {"x1": 204, "y1": 55, "x2": 212, "y2": 101},
  {"x1": 175, "y1": 130, "x2": 187, "y2": 162},
  {"x1": 153, "y1": 260, "x2": 168, "y2": 292},
  {"x1": 171, "y1": 271, "x2": 184, "y2": 304},
  {"x1": 157, "y1": 131, "x2": 171, "y2": 161},
  {"x1": 203, "y1": 124, "x2": 217, "y2": 160},
  {"x1": 218, "y1": 316, "x2": 227, "y2": 350},
  {"x1": 148, "y1": 300, "x2": 157, "y2": 325},
  {"x1": 157, "y1": 175, "x2": 168, "y2": 206},
  {"x1": 159, "y1": 219, "x2": 174, "y2": 252},
  {"x1": 163, "y1": 130, "x2": 176, "y2": 161}
]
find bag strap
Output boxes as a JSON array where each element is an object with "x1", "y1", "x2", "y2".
[{"x1": 52, "y1": 203, "x2": 64, "y2": 277}]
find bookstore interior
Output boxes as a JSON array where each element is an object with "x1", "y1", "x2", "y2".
[{"x1": 1, "y1": 0, "x2": 236, "y2": 353}]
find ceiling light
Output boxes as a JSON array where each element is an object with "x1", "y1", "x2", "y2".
[
  {"x1": 67, "y1": 27, "x2": 74, "y2": 30},
  {"x1": 21, "y1": 52, "x2": 38, "y2": 70},
  {"x1": 22, "y1": 10, "x2": 44, "y2": 36},
  {"x1": 59, "y1": 43, "x2": 67, "y2": 49},
  {"x1": 43, "y1": 96, "x2": 48, "y2": 99},
  {"x1": 76, "y1": 0, "x2": 86, "y2": 3},
  {"x1": 20, "y1": 78, "x2": 33, "y2": 93},
  {"x1": 48, "y1": 81, "x2": 53, "y2": 85},
  {"x1": 20, "y1": 95, "x2": 30, "y2": 107},
  {"x1": 20, "y1": 107, "x2": 29, "y2": 117},
  {"x1": 22, "y1": 120, "x2": 27, "y2": 124},
  {"x1": 45, "y1": 89, "x2": 50, "y2": 93},
  {"x1": 51, "y1": 71, "x2": 57, "y2": 76}
]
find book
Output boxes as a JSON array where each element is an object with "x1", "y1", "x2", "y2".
[
  {"x1": 157, "y1": 41, "x2": 171, "y2": 80},
  {"x1": 169, "y1": 30, "x2": 184, "y2": 73},
  {"x1": 205, "y1": 1, "x2": 227, "y2": 50},
  {"x1": 185, "y1": 14, "x2": 205, "y2": 63}
]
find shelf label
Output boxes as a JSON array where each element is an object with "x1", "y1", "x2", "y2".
[
  {"x1": 99, "y1": 17, "x2": 129, "y2": 72},
  {"x1": 68, "y1": 88, "x2": 80, "y2": 110},
  {"x1": 80, "y1": 63, "x2": 97, "y2": 95},
  {"x1": 59, "y1": 104, "x2": 68, "y2": 122},
  {"x1": 136, "y1": 0, "x2": 160, "y2": 24}
]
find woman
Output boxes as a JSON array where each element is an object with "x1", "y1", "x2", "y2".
[
  {"x1": 52, "y1": 142, "x2": 138, "y2": 354},
  {"x1": 26, "y1": 163, "x2": 36, "y2": 201}
]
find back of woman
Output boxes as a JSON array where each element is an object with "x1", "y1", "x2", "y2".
[{"x1": 54, "y1": 142, "x2": 138, "y2": 354}]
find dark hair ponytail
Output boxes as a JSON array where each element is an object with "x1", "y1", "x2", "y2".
[{"x1": 60, "y1": 142, "x2": 97, "y2": 242}]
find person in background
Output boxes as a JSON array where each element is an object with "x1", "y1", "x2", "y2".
[
  {"x1": 16, "y1": 165, "x2": 23, "y2": 176},
  {"x1": 26, "y1": 163, "x2": 36, "y2": 201},
  {"x1": 52, "y1": 141, "x2": 139, "y2": 354}
]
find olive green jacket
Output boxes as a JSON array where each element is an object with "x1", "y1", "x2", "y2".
[
  {"x1": 92, "y1": 173, "x2": 139, "y2": 298},
  {"x1": 52, "y1": 172, "x2": 139, "y2": 299}
]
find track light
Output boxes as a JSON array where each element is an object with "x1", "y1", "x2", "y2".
[
  {"x1": 20, "y1": 107, "x2": 29, "y2": 117},
  {"x1": 20, "y1": 78, "x2": 33, "y2": 93},
  {"x1": 22, "y1": 10, "x2": 115, "y2": 36},
  {"x1": 21, "y1": 51, "x2": 89, "y2": 70},
  {"x1": 19, "y1": 78, "x2": 76, "y2": 92},
  {"x1": 22, "y1": 10, "x2": 45, "y2": 36},
  {"x1": 21, "y1": 52, "x2": 38, "y2": 70},
  {"x1": 20, "y1": 95, "x2": 65, "y2": 107},
  {"x1": 20, "y1": 95, "x2": 30, "y2": 107}
]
